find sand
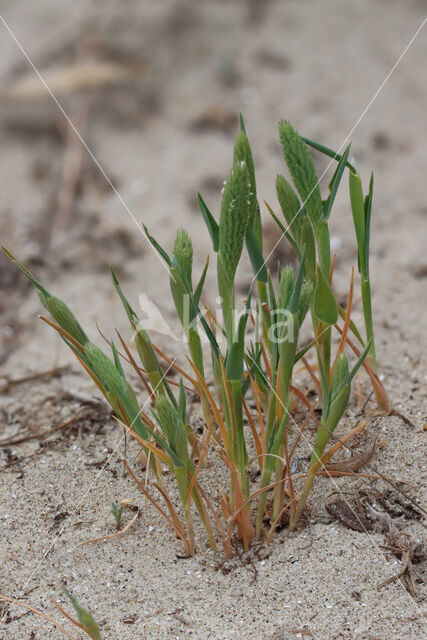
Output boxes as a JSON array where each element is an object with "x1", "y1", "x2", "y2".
[{"x1": 0, "y1": 1, "x2": 426, "y2": 638}]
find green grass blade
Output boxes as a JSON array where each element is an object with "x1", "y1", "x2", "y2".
[
  {"x1": 143, "y1": 225, "x2": 171, "y2": 266},
  {"x1": 64, "y1": 589, "x2": 103, "y2": 640},
  {"x1": 323, "y1": 143, "x2": 351, "y2": 219},
  {"x1": 303, "y1": 137, "x2": 356, "y2": 173},
  {"x1": 349, "y1": 169, "x2": 366, "y2": 272},
  {"x1": 313, "y1": 265, "x2": 337, "y2": 325},
  {"x1": 246, "y1": 226, "x2": 267, "y2": 283},
  {"x1": 197, "y1": 193, "x2": 219, "y2": 252}
]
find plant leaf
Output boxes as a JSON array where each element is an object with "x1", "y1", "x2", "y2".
[
  {"x1": 143, "y1": 225, "x2": 171, "y2": 266},
  {"x1": 324, "y1": 143, "x2": 351, "y2": 219},
  {"x1": 313, "y1": 265, "x2": 338, "y2": 324},
  {"x1": 245, "y1": 226, "x2": 267, "y2": 283},
  {"x1": 303, "y1": 137, "x2": 356, "y2": 173},
  {"x1": 64, "y1": 589, "x2": 103, "y2": 640},
  {"x1": 349, "y1": 169, "x2": 366, "y2": 272},
  {"x1": 197, "y1": 193, "x2": 219, "y2": 252}
]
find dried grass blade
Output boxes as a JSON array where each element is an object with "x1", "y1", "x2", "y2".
[
  {"x1": 301, "y1": 355, "x2": 322, "y2": 396},
  {"x1": 334, "y1": 325, "x2": 389, "y2": 410},
  {"x1": 78, "y1": 500, "x2": 140, "y2": 547},
  {"x1": 330, "y1": 266, "x2": 354, "y2": 380},
  {"x1": 310, "y1": 421, "x2": 368, "y2": 474},
  {"x1": 289, "y1": 384, "x2": 313, "y2": 410},
  {"x1": 247, "y1": 370, "x2": 266, "y2": 457},
  {"x1": 51, "y1": 600, "x2": 86, "y2": 634},
  {"x1": 116, "y1": 330, "x2": 155, "y2": 403},
  {"x1": 153, "y1": 344, "x2": 199, "y2": 388},
  {"x1": 185, "y1": 426, "x2": 212, "y2": 509},
  {"x1": 242, "y1": 397, "x2": 262, "y2": 460},
  {"x1": 39, "y1": 315, "x2": 84, "y2": 351},
  {"x1": 196, "y1": 484, "x2": 232, "y2": 557},
  {"x1": 187, "y1": 357, "x2": 229, "y2": 452},
  {"x1": 323, "y1": 434, "x2": 378, "y2": 474},
  {"x1": 152, "y1": 482, "x2": 193, "y2": 554},
  {"x1": 0, "y1": 594, "x2": 77, "y2": 640},
  {"x1": 221, "y1": 453, "x2": 255, "y2": 550}
]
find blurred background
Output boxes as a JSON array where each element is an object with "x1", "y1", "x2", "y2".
[{"x1": 0, "y1": 0, "x2": 426, "y2": 373}]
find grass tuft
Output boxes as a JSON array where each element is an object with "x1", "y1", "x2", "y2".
[{"x1": 2, "y1": 116, "x2": 389, "y2": 555}]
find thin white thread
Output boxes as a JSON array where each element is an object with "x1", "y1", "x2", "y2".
[
  {"x1": 0, "y1": 14, "x2": 171, "y2": 277},
  {"x1": 254, "y1": 17, "x2": 427, "y2": 282}
]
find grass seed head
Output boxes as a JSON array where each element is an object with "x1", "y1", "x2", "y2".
[
  {"x1": 155, "y1": 395, "x2": 179, "y2": 449},
  {"x1": 46, "y1": 296, "x2": 88, "y2": 345},
  {"x1": 219, "y1": 160, "x2": 251, "y2": 283},
  {"x1": 85, "y1": 343, "x2": 126, "y2": 397},
  {"x1": 298, "y1": 280, "x2": 313, "y2": 326},
  {"x1": 173, "y1": 227, "x2": 193, "y2": 285},
  {"x1": 233, "y1": 130, "x2": 257, "y2": 227},
  {"x1": 279, "y1": 120, "x2": 322, "y2": 229},
  {"x1": 278, "y1": 265, "x2": 295, "y2": 311},
  {"x1": 276, "y1": 173, "x2": 302, "y2": 241}
]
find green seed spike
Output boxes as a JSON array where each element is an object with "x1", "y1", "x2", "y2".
[
  {"x1": 298, "y1": 281, "x2": 313, "y2": 326},
  {"x1": 278, "y1": 265, "x2": 295, "y2": 311},
  {"x1": 155, "y1": 396, "x2": 179, "y2": 451},
  {"x1": 64, "y1": 588, "x2": 103, "y2": 640},
  {"x1": 278, "y1": 121, "x2": 322, "y2": 229},
  {"x1": 173, "y1": 228, "x2": 193, "y2": 285},
  {"x1": 313, "y1": 264, "x2": 338, "y2": 325},
  {"x1": 218, "y1": 160, "x2": 251, "y2": 283},
  {"x1": 276, "y1": 174, "x2": 302, "y2": 241},
  {"x1": 170, "y1": 263, "x2": 189, "y2": 326},
  {"x1": 85, "y1": 343, "x2": 126, "y2": 397},
  {"x1": 233, "y1": 130, "x2": 257, "y2": 228},
  {"x1": 45, "y1": 296, "x2": 88, "y2": 345}
]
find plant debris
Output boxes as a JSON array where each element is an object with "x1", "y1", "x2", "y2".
[{"x1": 378, "y1": 533, "x2": 426, "y2": 596}]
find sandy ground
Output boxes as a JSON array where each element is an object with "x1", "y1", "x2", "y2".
[{"x1": 0, "y1": 0, "x2": 426, "y2": 638}]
